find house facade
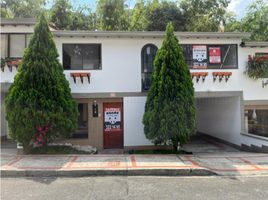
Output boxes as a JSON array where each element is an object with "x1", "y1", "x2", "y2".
[{"x1": 1, "y1": 19, "x2": 268, "y2": 151}]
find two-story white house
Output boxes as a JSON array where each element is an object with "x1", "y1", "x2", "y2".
[{"x1": 1, "y1": 18, "x2": 268, "y2": 151}]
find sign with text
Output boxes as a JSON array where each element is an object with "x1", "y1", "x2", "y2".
[
  {"x1": 193, "y1": 45, "x2": 207, "y2": 68},
  {"x1": 209, "y1": 47, "x2": 221, "y2": 64},
  {"x1": 104, "y1": 107, "x2": 121, "y2": 132}
]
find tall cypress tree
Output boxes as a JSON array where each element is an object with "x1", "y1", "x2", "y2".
[
  {"x1": 5, "y1": 14, "x2": 78, "y2": 150},
  {"x1": 143, "y1": 23, "x2": 195, "y2": 151}
]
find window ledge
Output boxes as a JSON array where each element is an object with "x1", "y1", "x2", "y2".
[
  {"x1": 241, "y1": 132, "x2": 268, "y2": 141},
  {"x1": 70, "y1": 72, "x2": 91, "y2": 84},
  {"x1": 191, "y1": 72, "x2": 208, "y2": 82},
  {"x1": 212, "y1": 71, "x2": 232, "y2": 82}
]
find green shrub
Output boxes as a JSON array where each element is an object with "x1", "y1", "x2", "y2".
[
  {"x1": 143, "y1": 23, "x2": 196, "y2": 151},
  {"x1": 5, "y1": 14, "x2": 78, "y2": 151}
]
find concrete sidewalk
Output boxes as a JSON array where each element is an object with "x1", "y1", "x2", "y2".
[{"x1": 1, "y1": 152, "x2": 268, "y2": 177}]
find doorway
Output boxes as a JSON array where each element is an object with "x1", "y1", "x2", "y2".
[
  {"x1": 72, "y1": 103, "x2": 88, "y2": 139},
  {"x1": 103, "y1": 102, "x2": 123, "y2": 149}
]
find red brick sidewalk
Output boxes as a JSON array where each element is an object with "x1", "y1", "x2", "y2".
[{"x1": 1, "y1": 153, "x2": 268, "y2": 177}]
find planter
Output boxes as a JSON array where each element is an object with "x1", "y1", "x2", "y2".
[
  {"x1": 246, "y1": 55, "x2": 268, "y2": 79},
  {"x1": 5, "y1": 58, "x2": 22, "y2": 72}
]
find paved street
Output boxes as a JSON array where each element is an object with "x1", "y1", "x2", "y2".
[{"x1": 1, "y1": 176, "x2": 268, "y2": 200}]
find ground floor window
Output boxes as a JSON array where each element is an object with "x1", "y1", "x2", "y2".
[
  {"x1": 245, "y1": 107, "x2": 268, "y2": 138},
  {"x1": 72, "y1": 103, "x2": 88, "y2": 139}
]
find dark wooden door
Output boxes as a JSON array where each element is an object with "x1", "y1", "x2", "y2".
[{"x1": 103, "y1": 102, "x2": 123, "y2": 149}]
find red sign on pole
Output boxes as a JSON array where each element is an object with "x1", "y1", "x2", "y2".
[{"x1": 209, "y1": 47, "x2": 221, "y2": 64}]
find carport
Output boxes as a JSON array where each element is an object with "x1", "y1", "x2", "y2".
[{"x1": 195, "y1": 91, "x2": 244, "y2": 146}]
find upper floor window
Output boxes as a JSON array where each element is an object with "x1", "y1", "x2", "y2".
[
  {"x1": 141, "y1": 44, "x2": 158, "y2": 91},
  {"x1": 1, "y1": 34, "x2": 31, "y2": 58},
  {"x1": 63, "y1": 44, "x2": 101, "y2": 70},
  {"x1": 182, "y1": 44, "x2": 238, "y2": 69}
]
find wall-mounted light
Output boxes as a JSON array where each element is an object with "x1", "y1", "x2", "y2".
[
  {"x1": 262, "y1": 80, "x2": 268, "y2": 88},
  {"x1": 92, "y1": 100, "x2": 98, "y2": 118},
  {"x1": 252, "y1": 109, "x2": 257, "y2": 121}
]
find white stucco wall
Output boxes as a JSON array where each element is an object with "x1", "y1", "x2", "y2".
[
  {"x1": 196, "y1": 96, "x2": 242, "y2": 145},
  {"x1": 1, "y1": 34, "x2": 267, "y2": 101},
  {"x1": 123, "y1": 96, "x2": 152, "y2": 146}
]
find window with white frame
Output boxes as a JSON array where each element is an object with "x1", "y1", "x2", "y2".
[{"x1": 141, "y1": 44, "x2": 158, "y2": 91}]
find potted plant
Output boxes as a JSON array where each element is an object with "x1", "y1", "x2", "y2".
[
  {"x1": 246, "y1": 55, "x2": 268, "y2": 79},
  {"x1": 1, "y1": 58, "x2": 5, "y2": 72}
]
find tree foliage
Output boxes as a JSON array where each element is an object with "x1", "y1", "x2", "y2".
[
  {"x1": 96, "y1": 0, "x2": 129, "y2": 31},
  {"x1": 129, "y1": 0, "x2": 147, "y2": 31},
  {"x1": 1, "y1": 0, "x2": 46, "y2": 18},
  {"x1": 69, "y1": 6, "x2": 96, "y2": 30},
  {"x1": 241, "y1": 0, "x2": 268, "y2": 41},
  {"x1": 50, "y1": 0, "x2": 72, "y2": 30},
  {"x1": 5, "y1": 14, "x2": 78, "y2": 150},
  {"x1": 180, "y1": 0, "x2": 229, "y2": 31},
  {"x1": 2, "y1": 0, "x2": 266, "y2": 40},
  {"x1": 143, "y1": 23, "x2": 196, "y2": 151},
  {"x1": 146, "y1": 1, "x2": 186, "y2": 31},
  {"x1": 224, "y1": 0, "x2": 268, "y2": 41}
]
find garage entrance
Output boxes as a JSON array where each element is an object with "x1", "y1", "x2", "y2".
[{"x1": 195, "y1": 92, "x2": 244, "y2": 146}]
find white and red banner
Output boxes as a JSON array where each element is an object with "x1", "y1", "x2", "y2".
[
  {"x1": 104, "y1": 107, "x2": 121, "y2": 132},
  {"x1": 209, "y1": 47, "x2": 221, "y2": 64},
  {"x1": 192, "y1": 45, "x2": 207, "y2": 68}
]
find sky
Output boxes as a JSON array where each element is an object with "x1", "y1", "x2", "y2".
[{"x1": 46, "y1": 0, "x2": 265, "y2": 19}]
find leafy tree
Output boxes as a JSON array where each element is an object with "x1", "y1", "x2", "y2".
[
  {"x1": 143, "y1": 23, "x2": 196, "y2": 151},
  {"x1": 146, "y1": 1, "x2": 186, "y2": 31},
  {"x1": 223, "y1": 12, "x2": 242, "y2": 32},
  {"x1": 224, "y1": 0, "x2": 268, "y2": 41},
  {"x1": 96, "y1": 0, "x2": 129, "y2": 31},
  {"x1": 50, "y1": 0, "x2": 72, "y2": 30},
  {"x1": 180, "y1": 0, "x2": 229, "y2": 31},
  {"x1": 241, "y1": 0, "x2": 268, "y2": 41},
  {"x1": 1, "y1": 0, "x2": 46, "y2": 18},
  {"x1": 69, "y1": 6, "x2": 96, "y2": 30},
  {"x1": 129, "y1": 0, "x2": 147, "y2": 31},
  {"x1": 5, "y1": 14, "x2": 78, "y2": 150}
]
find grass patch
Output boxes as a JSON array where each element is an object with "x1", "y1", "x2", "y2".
[
  {"x1": 28, "y1": 145, "x2": 92, "y2": 154},
  {"x1": 128, "y1": 149, "x2": 192, "y2": 154}
]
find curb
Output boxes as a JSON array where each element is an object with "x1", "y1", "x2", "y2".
[{"x1": 1, "y1": 168, "x2": 216, "y2": 177}]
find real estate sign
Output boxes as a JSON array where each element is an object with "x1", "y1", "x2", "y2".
[
  {"x1": 193, "y1": 45, "x2": 207, "y2": 68},
  {"x1": 104, "y1": 107, "x2": 121, "y2": 131},
  {"x1": 209, "y1": 47, "x2": 221, "y2": 64}
]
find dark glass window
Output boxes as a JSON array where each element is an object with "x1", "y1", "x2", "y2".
[
  {"x1": 245, "y1": 108, "x2": 268, "y2": 138},
  {"x1": 141, "y1": 44, "x2": 158, "y2": 91},
  {"x1": 72, "y1": 103, "x2": 88, "y2": 139},
  {"x1": 181, "y1": 44, "x2": 238, "y2": 69},
  {"x1": 63, "y1": 44, "x2": 101, "y2": 70}
]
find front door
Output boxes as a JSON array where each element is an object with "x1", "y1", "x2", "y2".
[{"x1": 103, "y1": 102, "x2": 123, "y2": 149}]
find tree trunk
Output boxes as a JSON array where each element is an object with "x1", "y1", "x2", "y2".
[{"x1": 172, "y1": 144, "x2": 178, "y2": 152}]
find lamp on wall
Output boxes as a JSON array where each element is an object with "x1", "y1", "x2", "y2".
[
  {"x1": 92, "y1": 100, "x2": 98, "y2": 117},
  {"x1": 252, "y1": 109, "x2": 257, "y2": 121},
  {"x1": 262, "y1": 80, "x2": 268, "y2": 88}
]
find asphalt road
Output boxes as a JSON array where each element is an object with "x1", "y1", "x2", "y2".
[{"x1": 1, "y1": 176, "x2": 268, "y2": 200}]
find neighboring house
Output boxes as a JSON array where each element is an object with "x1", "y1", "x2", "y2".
[{"x1": 1, "y1": 18, "x2": 268, "y2": 151}]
